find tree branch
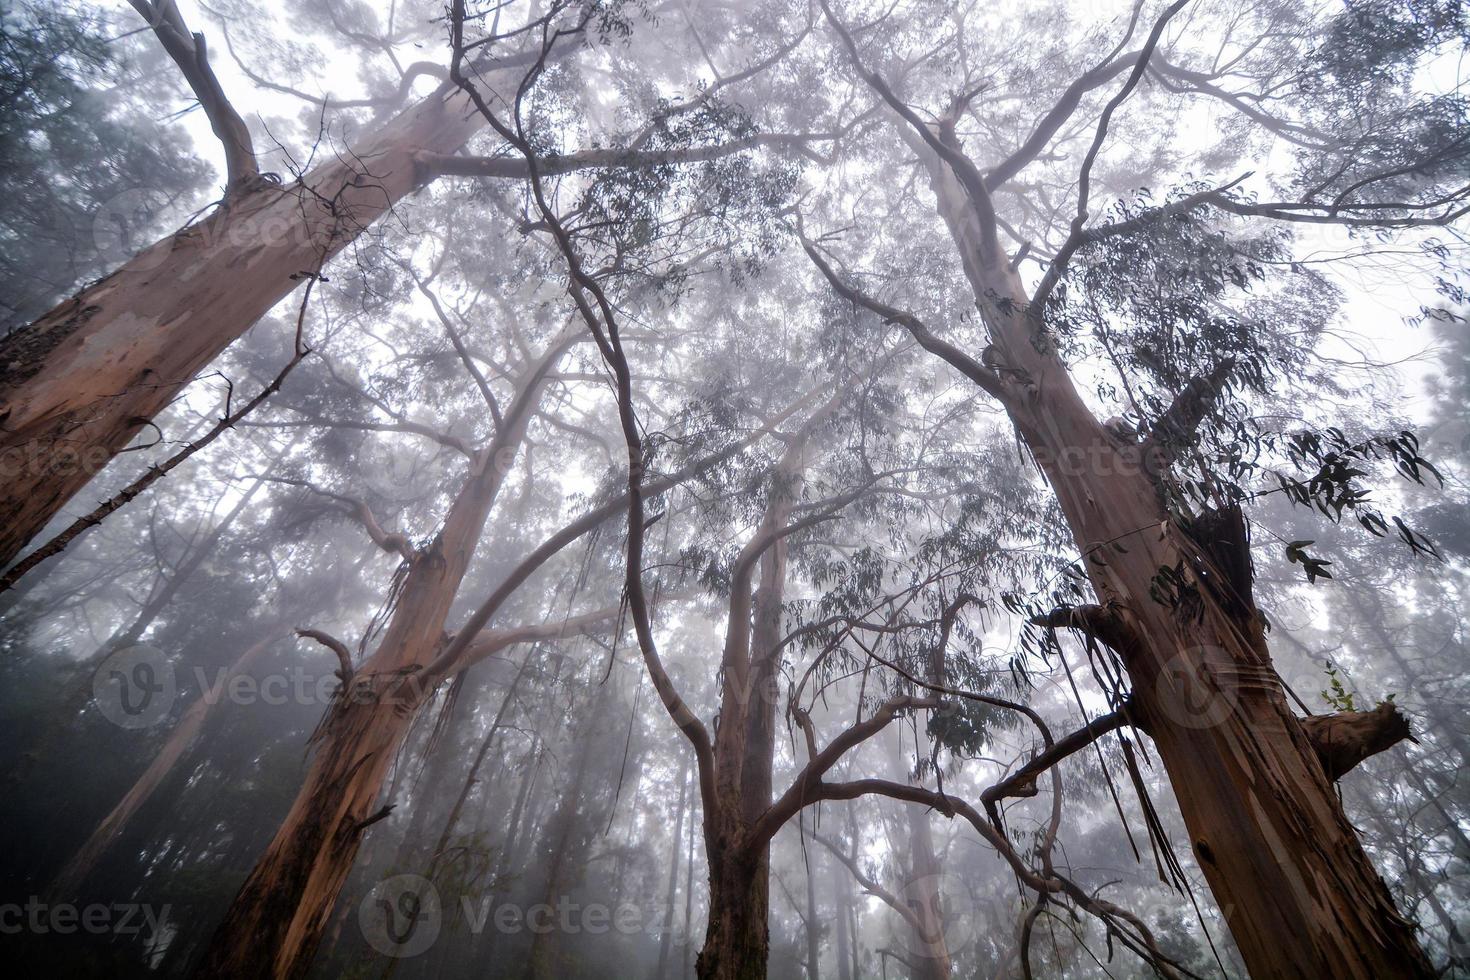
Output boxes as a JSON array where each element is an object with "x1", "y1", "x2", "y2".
[
  {"x1": 297, "y1": 627, "x2": 354, "y2": 681},
  {"x1": 799, "y1": 236, "x2": 1009, "y2": 404},
  {"x1": 1143, "y1": 356, "x2": 1235, "y2": 462},
  {"x1": 983, "y1": 708, "x2": 1131, "y2": 804},
  {"x1": 129, "y1": 0, "x2": 258, "y2": 189},
  {"x1": 748, "y1": 695, "x2": 936, "y2": 848},
  {"x1": 1302, "y1": 701, "x2": 1417, "y2": 781}
]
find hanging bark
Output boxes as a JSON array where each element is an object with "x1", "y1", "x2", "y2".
[
  {"x1": 192, "y1": 354, "x2": 792, "y2": 977},
  {"x1": 801, "y1": 19, "x2": 1435, "y2": 967},
  {"x1": 192, "y1": 333, "x2": 569, "y2": 976}
]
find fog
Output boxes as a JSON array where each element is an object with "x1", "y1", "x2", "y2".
[{"x1": 1, "y1": 1, "x2": 1467, "y2": 977}]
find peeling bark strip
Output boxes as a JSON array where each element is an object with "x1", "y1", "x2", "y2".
[{"x1": 0, "y1": 81, "x2": 487, "y2": 570}]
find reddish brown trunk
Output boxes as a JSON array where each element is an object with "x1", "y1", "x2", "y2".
[
  {"x1": 0, "y1": 83, "x2": 485, "y2": 568},
  {"x1": 695, "y1": 415, "x2": 813, "y2": 979},
  {"x1": 910, "y1": 138, "x2": 1432, "y2": 978},
  {"x1": 1020, "y1": 317, "x2": 1429, "y2": 980},
  {"x1": 697, "y1": 841, "x2": 771, "y2": 980},
  {"x1": 194, "y1": 443, "x2": 508, "y2": 979}
]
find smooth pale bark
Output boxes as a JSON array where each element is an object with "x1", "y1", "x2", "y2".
[
  {"x1": 49, "y1": 631, "x2": 279, "y2": 899},
  {"x1": 0, "y1": 81, "x2": 486, "y2": 569},
  {"x1": 830, "y1": 848, "x2": 854, "y2": 980},
  {"x1": 904, "y1": 803, "x2": 952, "y2": 980},
  {"x1": 910, "y1": 136, "x2": 1432, "y2": 978},
  {"x1": 802, "y1": 812, "x2": 821, "y2": 980}
]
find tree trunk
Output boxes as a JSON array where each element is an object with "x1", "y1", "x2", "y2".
[
  {"x1": 528, "y1": 672, "x2": 615, "y2": 980},
  {"x1": 656, "y1": 757, "x2": 690, "y2": 980},
  {"x1": 912, "y1": 138, "x2": 1433, "y2": 975},
  {"x1": 694, "y1": 410, "x2": 813, "y2": 979},
  {"x1": 49, "y1": 631, "x2": 279, "y2": 899},
  {"x1": 0, "y1": 82, "x2": 486, "y2": 568},
  {"x1": 802, "y1": 812, "x2": 821, "y2": 980},
  {"x1": 697, "y1": 845, "x2": 770, "y2": 980},
  {"x1": 830, "y1": 850, "x2": 853, "y2": 980},
  {"x1": 194, "y1": 443, "x2": 508, "y2": 978},
  {"x1": 904, "y1": 805, "x2": 952, "y2": 980}
]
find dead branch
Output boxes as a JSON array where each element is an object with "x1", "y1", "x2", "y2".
[{"x1": 1302, "y1": 701, "x2": 1417, "y2": 781}]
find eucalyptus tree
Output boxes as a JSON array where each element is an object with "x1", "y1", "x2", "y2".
[
  {"x1": 458, "y1": 5, "x2": 1252, "y2": 977},
  {"x1": 785, "y1": 0, "x2": 1468, "y2": 975},
  {"x1": 0, "y1": 0, "x2": 829, "y2": 570}
]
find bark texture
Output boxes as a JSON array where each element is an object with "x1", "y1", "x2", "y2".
[
  {"x1": 194, "y1": 444, "x2": 508, "y2": 977},
  {"x1": 911, "y1": 133, "x2": 1432, "y2": 978},
  {"x1": 0, "y1": 82, "x2": 485, "y2": 568}
]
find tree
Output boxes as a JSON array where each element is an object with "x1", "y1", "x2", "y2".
[
  {"x1": 791, "y1": 0, "x2": 1467, "y2": 974},
  {"x1": 0, "y1": 0, "x2": 822, "y2": 571},
  {"x1": 4, "y1": 2, "x2": 1469, "y2": 978}
]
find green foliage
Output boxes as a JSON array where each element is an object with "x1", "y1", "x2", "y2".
[
  {"x1": 1321, "y1": 660, "x2": 1357, "y2": 712},
  {"x1": 0, "y1": 2, "x2": 207, "y2": 330}
]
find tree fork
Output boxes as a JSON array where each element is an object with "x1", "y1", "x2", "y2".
[{"x1": 0, "y1": 81, "x2": 487, "y2": 570}]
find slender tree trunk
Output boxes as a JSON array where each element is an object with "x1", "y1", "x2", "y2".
[
  {"x1": 695, "y1": 413, "x2": 811, "y2": 979},
  {"x1": 0, "y1": 82, "x2": 487, "y2": 568},
  {"x1": 528, "y1": 673, "x2": 615, "y2": 980},
  {"x1": 657, "y1": 758, "x2": 690, "y2": 980},
  {"x1": 912, "y1": 140, "x2": 1433, "y2": 978},
  {"x1": 50, "y1": 630, "x2": 279, "y2": 899},
  {"x1": 802, "y1": 812, "x2": 821, "y2": 980},
  {"x1": 831, "y1": 851, "x2": 853, "y2": 980},
  {"x1": 683, "y1": 779, "x2": 697, "y2": 980},
  {"x1": 421, "y1": 651, "x2": 533, "y2": 880},
  {"x1": 473, "y1": 736, "x2": 542, "y2": 974},
  {"x1": 904, "y1": 805, "x2": 951, "y2": 980}
]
